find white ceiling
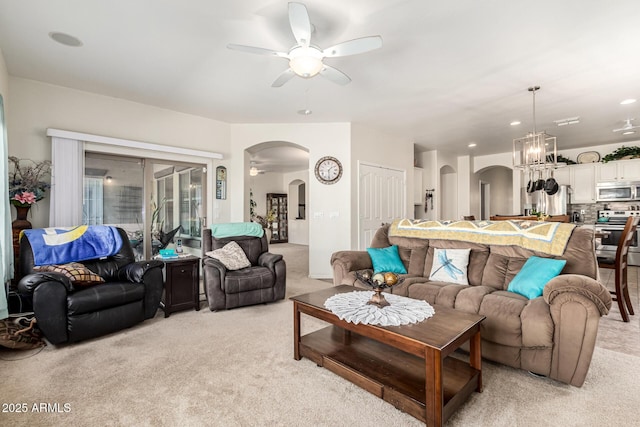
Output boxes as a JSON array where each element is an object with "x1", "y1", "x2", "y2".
[{"x1": 1, "y1": 0, "x2": 640, "y2": 169}]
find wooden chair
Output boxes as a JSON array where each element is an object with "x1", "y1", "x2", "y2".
[{"x1": 597, "y1": 216, "x2": 639, "y2": 322}]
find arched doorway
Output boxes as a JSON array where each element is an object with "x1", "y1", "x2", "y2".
[
  {"x1": 477, "y1": 166, "x2": 514, "y2": 217},
  {"x1": 245, "y1": 141, "x2": 309, "y2": 245}
]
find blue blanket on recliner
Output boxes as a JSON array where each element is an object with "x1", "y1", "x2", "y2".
[{"x1": 22, "y1": 225, "x2": 123, "y2": 266}]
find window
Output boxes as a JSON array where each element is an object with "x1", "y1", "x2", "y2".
[
  {"x1": 179, "y1": 168, "x2": 203, "y2": 241},
  {"x1": 83, "y1": 177, "x2": 104, "y2": 225}
]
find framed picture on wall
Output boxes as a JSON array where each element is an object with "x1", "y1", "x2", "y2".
[{"x1": 216, "y1": 166, "x2": 226, "y2": 200}]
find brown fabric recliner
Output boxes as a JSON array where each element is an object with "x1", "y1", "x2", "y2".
[{"x1": 202, "y1": 229, "x2": 286, "y2": 311}]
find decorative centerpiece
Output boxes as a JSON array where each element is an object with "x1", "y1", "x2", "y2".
[{"x1": 355, "y1": 270, "x2": 404, "y2": 308}]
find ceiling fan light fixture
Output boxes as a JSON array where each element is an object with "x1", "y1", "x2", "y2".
[
  {"x1": 249, "y1": 166, "x2": 259, "y2": 176},
  {"x1": 289, "y1": 46, "x2": 324, "y2": 78}
]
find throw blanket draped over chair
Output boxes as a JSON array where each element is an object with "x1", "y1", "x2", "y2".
[{"x1": 21, "y1": 225, "x2": 122, "y2": 266}]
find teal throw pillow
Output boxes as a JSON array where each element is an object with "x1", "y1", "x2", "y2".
[
  {"x1": 507, "y1": 256, "x2": 567, "y2": 299},
  {"x1": 367, "y1": 245, "x2": 407, "y2": 274}
]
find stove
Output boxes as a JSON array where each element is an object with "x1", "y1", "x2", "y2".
[
  {"x1": 595, "y1": 210, "x2": 640, "y2": 266},
  {"x1": 597, "y1": 209, "x2": 640, "y2": 224}
]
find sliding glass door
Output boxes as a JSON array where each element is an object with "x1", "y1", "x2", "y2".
[{"x1": 83, "y1": 153, "x2": 206, "y2": 260}]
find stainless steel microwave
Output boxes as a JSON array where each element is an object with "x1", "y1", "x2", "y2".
[{"x1": 596, "y1": 181, "x2": 638, "y2": 202}]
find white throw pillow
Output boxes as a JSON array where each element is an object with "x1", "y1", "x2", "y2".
[
  {"x1": 429, "y1": 248, "x2": 471, "y2": 285},
  {"x1": 206, "y1": 241, "x2": 251, "y2": 270}
]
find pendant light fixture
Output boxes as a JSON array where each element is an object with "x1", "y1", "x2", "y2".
[{"x1": 512, "y1": 86, "x2": 561, "y2": 172}]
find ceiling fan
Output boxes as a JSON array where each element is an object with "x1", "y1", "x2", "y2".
[
  {"x1": 613, "y1": 118, "x2": 640, "y2": 133},
  {"x1": 249, "y1": 162, "x2": 266, "y2": 176},
  {"x1": 228, "y1": 2, "x2": 383, "y2": 87}
]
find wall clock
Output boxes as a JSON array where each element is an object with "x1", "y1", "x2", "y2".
[{"x1": 314, "y1": 156, "x2": 343, "y2": 185}]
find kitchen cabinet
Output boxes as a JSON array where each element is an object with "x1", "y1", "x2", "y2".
[
  {"x1": 413, "y1": 167, "x2": 423, "y2": 205},
  {"x1": 551, "y1": 167, "x2": 571, "y2": 186},
  {"x1": 596, "y1": 159, "x2": 640, "y2": 182},
  {"x1": 570, "y1": 164, "x2": 596, "y2": 203}
]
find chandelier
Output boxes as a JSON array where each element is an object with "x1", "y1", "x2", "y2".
[{"x1": 512, "y1": 86, "x2": 562, "y2": 172}]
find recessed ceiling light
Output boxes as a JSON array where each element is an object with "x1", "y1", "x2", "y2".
[
  {"x1": 49, "y1": 32, "x2": 83, "y2": 47},
  {"x1": 623, "y1": 131, "x2": 636, "y2": 135},
  {"x1": 620, "y1": 99, "x2": 637, "y2": 105},
  {"x1": 510, "y1": 121, "x2": 521, "y2": 126},
  {"x1": 468, "y1": 143, "x2": 477, "y2": 148},
  {"x1": 297, "y1": 109, "x2": 312, "y2": 115}
]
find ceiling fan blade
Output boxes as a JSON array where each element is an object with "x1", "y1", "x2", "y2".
[
  {"x1": 613, "y1": 119, "x2": 637, "y2": 132},
  {"x1": 319, "y1": 65, "x2": 351, "y2": 86},
  {"x1": 613, "y1": 126, "x2": 640, "y2": 132},
  {"x1": 227, "y1": 44, "x2": 288, "y2": 58},
  {"x1": 288, "y1": 2, "x2": 311, "y2": 47},
  {"x1": 323, "y1": 36, "x2": 383, "y2": 57},
  {"x1": 272, "y1": 68, "x2": 296, "y2": 87}
]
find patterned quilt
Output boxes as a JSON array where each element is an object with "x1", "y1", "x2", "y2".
[{"x1": 389, "y1": 219, "x2": 576, "y2": 256}]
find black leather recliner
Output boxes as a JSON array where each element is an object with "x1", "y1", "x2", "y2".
[
  {"x1": 17, "y1": 227, "x2": 164, "y2": 345},
  {"x1": 202, "y1": 229, "x2": 286, "y2": 311}
]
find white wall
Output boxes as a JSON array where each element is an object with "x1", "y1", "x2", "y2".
[
  {"x1": 456, "y1": 155, "x2": 471, "y2": 219},
  {"x1": 7, "y1": 77, "x2": 231, "y2": 228},
  {"x1": 417, "y1": 151, "x2": 438, "y2": 220},
  {"x1": 230, "y1": 123, "x2": 351, "y2": 279},
  {"x1": 350, "y1": 123, "x2": 413, "y2": 247},
  {"x1": 284, "y1": 171, "x2": 309, "y2": 245},
  {"x1": 437, "y1": 151, "x2": 458, "y2": 220}
]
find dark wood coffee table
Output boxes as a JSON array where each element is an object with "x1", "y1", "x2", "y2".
[{"x1": 291, "y1": 285, "x2": 485, "y2": 426}]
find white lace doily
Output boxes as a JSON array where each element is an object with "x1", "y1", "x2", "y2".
[{"x1": 324, "y1": 291, "x2": 435, "y2": 326}]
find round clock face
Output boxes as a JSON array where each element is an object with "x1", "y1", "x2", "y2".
[{"x1": 315, "y1": 156, "x2": 343, "y2": 185}]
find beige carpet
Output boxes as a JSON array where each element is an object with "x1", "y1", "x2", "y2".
[{"x1": 3, "y1": 244, "x2": 640, "y2": 426}]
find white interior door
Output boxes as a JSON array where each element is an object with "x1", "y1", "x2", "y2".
[{"x1": 358, "y1": 163, "x2": 406, "y2": 249}]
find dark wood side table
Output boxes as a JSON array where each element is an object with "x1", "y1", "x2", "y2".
[{"x1": 161, "y1": 255, "x2": 200, "y2": 317}]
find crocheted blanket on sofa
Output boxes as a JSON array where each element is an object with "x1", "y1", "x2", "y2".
[{"x1": 389, "y1": 219, "x2": 576, "y2": 256}]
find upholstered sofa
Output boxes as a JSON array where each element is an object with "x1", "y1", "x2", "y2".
[{"x1": 331, "y1": 220, "x2": 612, "y2": 387}]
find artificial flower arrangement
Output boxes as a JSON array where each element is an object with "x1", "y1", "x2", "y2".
[
  {"x1": 8, "y1": 156, "x2": 52, "y2": 207},
  {"x1": 255, "y1": 209, "x2": 277, "y2": 229}
]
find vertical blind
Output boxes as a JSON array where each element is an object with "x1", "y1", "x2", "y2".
[
  {"x1": 49, "y1": 137, "x2": 84, "y2": 227},
  {"x1": 0, "y1": 96, "x2": 10, "y2": 319}
]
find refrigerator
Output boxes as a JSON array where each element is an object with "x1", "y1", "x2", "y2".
[{"x1": 521, "y1": 185, "x2": 570, "y2": 216}]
